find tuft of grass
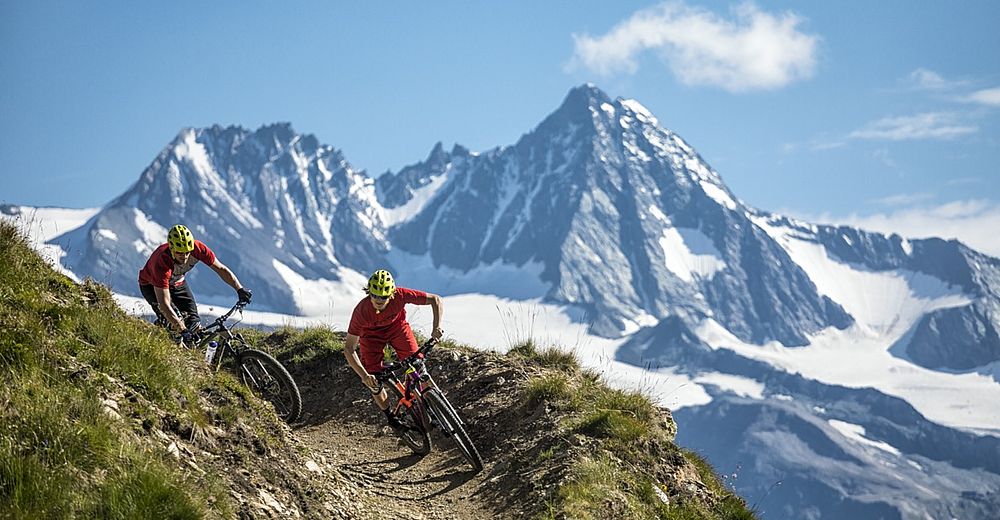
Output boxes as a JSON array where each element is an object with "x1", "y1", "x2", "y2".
[
  {"x1": 508, "y1": 340, "x2": 580, "y2": 373},
  {"x1": 263, "y1": 325, "x2": 344, "y2": 364},
  {"x1": 525, "y1": 372, "x2": 572, "y2": 406},
  {"x1": 557, "y1": 455, "x2": 667, "y2": 520},
  {"x1": 681, "y1": 449, "x2": 757, "y2": 519}
]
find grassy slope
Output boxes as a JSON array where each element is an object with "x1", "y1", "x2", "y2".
[
  {"x1": 509, "y1": 342, "x2": 755, "y2": 520},
  {"x1": 0, "y1": 220, "x2": 279, "y2": 519}
]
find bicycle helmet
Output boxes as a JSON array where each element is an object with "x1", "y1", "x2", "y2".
[
  {"x1": 367, "y1": 269, "x2": 396, "y2": 297},
  {"x1": 167, "y1": 224, "x2": 195, "y2": 253}
]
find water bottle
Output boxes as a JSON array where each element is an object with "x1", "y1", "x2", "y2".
[{"x1": 204, "y1": 341, "x2": 218, "y2": 364}]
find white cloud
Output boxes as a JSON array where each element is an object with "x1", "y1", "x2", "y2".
[
  {"x1": 870, "y1": 148, "x2": 897, "y2": 168},
  {"x1": 570, "y1": 1, "x2": 819, "y2": 92},
  {"x1": 904, "y1": 68, "x2": 968, "y2": 91},
  {"x1": 963, "y1": 87, "x2": 1000, "y2": 107},
  {"x1": 848, "y1": 112, "x2": 977, "y2": 141},
  {"x1": 869, "y1": 192, "x2": 933, "y2": 207},
  {"x1": 808, "y1": 140, "x2": 846, "y2": 151},
  {"x1": 797, "y1": 200, "x2": 1000, "y2": 258},
  {"x1": 908, "y1": 68, "x2": 948, "y2": 89}
]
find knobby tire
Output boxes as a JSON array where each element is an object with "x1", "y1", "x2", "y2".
[
  {"x1": 385, "y1": 383, "x2": 432, "y2": 455},
  {"x1": 236, "y1": 349, "x2": 303, "y2": 423},
  {"x1": 423, "y1": 388, "x2": 483, "y2": 472}
]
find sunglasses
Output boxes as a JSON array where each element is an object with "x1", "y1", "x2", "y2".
[{"x1": 370, "y1": 294, "x2": 390, "y2": 302}]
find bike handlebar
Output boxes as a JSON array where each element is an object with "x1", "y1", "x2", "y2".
[
  {"x1": 189, "y1": 300, "x2": 247, "y2": 342},
  {"x1": 373, "y1": 338, "x2": 439, "y2": 381},
  {"x1": 216, "y1": 300, "x2": 248, "y2": 324}
]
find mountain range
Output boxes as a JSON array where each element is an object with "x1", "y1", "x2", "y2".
[{"x1": 10, "y1": 84, "x2": 1000, "y2": 519}]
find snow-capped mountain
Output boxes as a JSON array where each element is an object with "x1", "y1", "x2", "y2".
[
  {"x1": 380, "y1": 85, "x2": 856, "y2": 343},
  {"x1": 54, "y1": 123, "x2": 386, "y2": 313},
  {"x1": 21, "y1": 84, "x2": 1000, "y2": 519}
]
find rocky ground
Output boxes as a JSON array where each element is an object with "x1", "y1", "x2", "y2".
[{"x1": 285, "y1": 335, "x2": 566, "y2": 519}]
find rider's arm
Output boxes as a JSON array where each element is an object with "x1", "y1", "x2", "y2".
[
  {"x1": 154, "y1": 286, "x2": 186, "y2": 332},
  {"x1": 343, "y1": 334, "x2": 377, "y2": 389},
  {"x1": 425, "y1": 293, "x2": 444, "y2": 339},
  {"x1": 209, "y1": 259, "x2": 244, "y2": 292}
]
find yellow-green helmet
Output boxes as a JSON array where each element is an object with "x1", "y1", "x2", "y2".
[
  {"x1": 167, "y1": 224, "x2": 195, "y2": 253},
  {"x1": 367, "y1": 269, "x2": 396, "y2": 297}
]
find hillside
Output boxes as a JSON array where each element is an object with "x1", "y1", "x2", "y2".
[{"x1": 1, "y1": 219, "x2": 753, "y2": 518}]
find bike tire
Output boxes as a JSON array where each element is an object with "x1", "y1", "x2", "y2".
[
  {"x1": 236, "y1": 349, "x2": 303, "y2": 423},
  {"x1": 385, "y1": 383, "x2": 432, "y2": 455},
  {"x1": 423, "y1": 388, "x2": 483, "y2": 472}
]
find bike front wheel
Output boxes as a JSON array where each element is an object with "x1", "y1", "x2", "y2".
[
  {"x1": 423, "y1": 388, "x2": 483, "y2": 472},
  {"x1": 236, "y1": 349, "x2": 303, "y2": 423},
  {"x1": 385, "y1": 383, "x2": 432, "y2": 455}
]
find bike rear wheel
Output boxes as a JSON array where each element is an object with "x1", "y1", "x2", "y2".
[
  {"x1": 385, "y1": 384, "x2": 432, "y2": 455},
  {"x1": 423, "y1": 388, "x2": 483, "y2": 472},
  {"x1": 236, "y1": 349, "x2": 303, "y2": 423}
]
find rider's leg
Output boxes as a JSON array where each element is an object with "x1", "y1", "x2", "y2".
[
  {"x1": 387, "y1": 322, "x2": 420, "y2": 361},
  {"x1": 388, "y1": 323, "x2": 428, "y2": 390},
  {"x1": 139, "y1": 284, "x2": 167, "y2": 325},
  {"x1": 359, "y1": 340, "x2": 397, "y2": 423},
  {"x1": 169, "y1": 283, "x2": 201, "y2": 331}
]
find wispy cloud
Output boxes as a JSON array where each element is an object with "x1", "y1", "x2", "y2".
[
  {"x1": 807, "y1": 139, "x2": 846, "y2": 151},
  {"x1": 870, "y1": 148, "x2": 898, "y2": 168},
  {"x1": 570, "y1": 1, "x2": 819, "y2": 92},
  {"x1": 795, "y1": 200, "x2": 1000, "y2": 258},
  {"x1": 962, "y1": 87, "x2": 1000, "y2": 107},
  {"x1": 904, "y1": 68, "x2": 969, "y2": 91},
  {"x1": 848, "y1": 112, "x2": 977, "y2": 141},
  {"x1": 869, "y1": 192, "x2": 933, "y2": 207}
]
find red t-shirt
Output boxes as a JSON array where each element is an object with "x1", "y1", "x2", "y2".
[
  {"x1": 137, "y1": 241, "x2": 217, "y2": 288},
  {"x1": 347, "y1": 287, "x2": 428, "y2": 341}
]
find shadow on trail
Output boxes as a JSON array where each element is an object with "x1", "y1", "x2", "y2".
[
  {"x1": 341, "y1": 453, "x2": 425, "y2": 474},
  {"x1": 340, "y1": 451, "x2": 478, "y2": 501}
]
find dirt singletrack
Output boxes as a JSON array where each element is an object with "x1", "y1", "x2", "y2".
[
  {"x1": 277, "y1": 335, "x2": 558, "y2": 519},
  {"x1": 297, "y1": 405, "x2": 495, "y2": 519}
]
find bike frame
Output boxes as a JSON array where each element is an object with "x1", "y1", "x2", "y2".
[
  {"x1": 190, "y1": 301, "x2": 249, "y2": 370},
  {"x1": 376, "y1": 339, "x2": 438, "y2": 411}
]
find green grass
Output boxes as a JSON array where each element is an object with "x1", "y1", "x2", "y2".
[
  {"x1": 507, "y1": 339, "x2": 581, "y2": 373},
  {"x1": 682, "y1": 450, "x2": 758, "y2": 520},
  {"x1": 262, "y1": 324, "x2": 344, "y2": 364},
  {"x1": 520, "y1": 343, "x2": 756, "y2": 520},
  {"x1": 557, "y1": 455, "x2": 669, "y2": 520},
  {"x1": 0, "y1": 220, "x2": 235, "y2": 519},
  {"x1": 525, "y1": 372, "x2": 573, "y2": 405}
]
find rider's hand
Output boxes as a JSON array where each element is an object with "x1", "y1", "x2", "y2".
[
  {"x1": 179, "y1": 328, "x2": 195, "y2": 345},
  {"x1": 237, "y1": 287, "x2": 252, "y2": 304},
  {"x1": 431, "y1": 327, "x2": 444, "y2": 340},
  {"x1": 363, "y1": 373, "x2": 378, "y2": 392}
]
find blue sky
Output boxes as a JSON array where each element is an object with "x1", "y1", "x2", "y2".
[{"x1": 2, "y1": 1, "x2": 999, "y2": 252}]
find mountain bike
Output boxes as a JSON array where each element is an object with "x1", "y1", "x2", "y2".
[
  {"x1": 178, "y1": 301, "x2": 303, "y2": 423},
  {"x1": 373, "y1": 338, "x2": 483, "y2": 472}
]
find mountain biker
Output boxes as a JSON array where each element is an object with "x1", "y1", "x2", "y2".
[
  {"x1": 138, "y1": 224, "x2": 252, "y2": 343},
  {"x1": 344, "y1": 269, "x2": 444, "y2": 429}
]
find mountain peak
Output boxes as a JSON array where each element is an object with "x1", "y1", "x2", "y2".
[{"x1": 558, "y1": 83, "x2": 613, "y2": 114}]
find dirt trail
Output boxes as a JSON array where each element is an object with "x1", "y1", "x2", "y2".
[
  {"x1": 280, "y1": 340, "x2": 541, "y2": 520},
  {"x1": 297, "y1": 410, "x2": 495, "y2": 519}
]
